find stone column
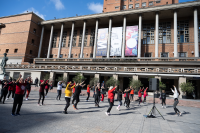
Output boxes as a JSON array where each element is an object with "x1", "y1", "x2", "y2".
[
  {"x1": 178, "y1": 77, "x2": 186, "y2": 98},
  {"x1": 95, "y1": 74, "x2": 100, "y2": 82},
  {"x1": 63, "y1": 72, "x2": 69, "y2": 83},
  {"x1": 38, "y1": 26, "x2": 44, "y2": 58},
  {"x1": 47, "y1": 24, "x2": 54, "y2": 58},
  {"x1": 155, "y1": 76, "x2": 161, "y2": 81},
  {"x1": 57, "y1": 23, "x2": 64, "y2": 58},
  {"x1": 155, "y1": 12, "x2": 159, "y2": 58},
  {"x1": 174, "y1": 10, "x2": 178, "y2": 57},
  {"x1": 80, "y1": 21, "x2": 86, "y2": 58},
  {"x1": 9, "y1": 71, "x2": 14, "y2": 79},
  {"x1": 68, "y1": 22, "x2": 75, "y2": 58},
  {"x1": 107, "y1": 18, "x2": 112, "y2": 58},
  {"x1": 132, "y1": 75, "x2": 138, "y2": 80},
  {"x1": 122, "y1": 16, "x2": 126, "y2": 58},
  {"x1": 119, "y1": 77, "x2": 123, "y2": 89},
  {"x1": 113, "y1": 74, "x2": 118, "y2": 80},
  {"x1": 50, "y1": 72, "x2": 55, "y2": 86},
  {"x1": 194, "y1": 8, "x2": 199, "y2": 57},
  {"x1": 138, "y1": 15, "x2": 142, "y2": 58},
  {"x1": 93, "y1": 19, "x2": 99, "y2": 58}
]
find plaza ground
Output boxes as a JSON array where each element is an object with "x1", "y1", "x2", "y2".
[{"x1": 0, "y1": 91, "x2": 200, "y2": 133}]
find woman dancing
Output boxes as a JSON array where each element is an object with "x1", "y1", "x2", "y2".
[{"x1": 171, "y1": 85, "x2": 182, "y2": 116}]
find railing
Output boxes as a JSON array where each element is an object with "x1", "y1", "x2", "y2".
[{"x1": 5, "y1": 64, "x2": 200, "y2": 74}]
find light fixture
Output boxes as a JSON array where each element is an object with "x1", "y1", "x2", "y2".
[{"x1": 191, "y1": 51, "x2": 194, "y2": 54}]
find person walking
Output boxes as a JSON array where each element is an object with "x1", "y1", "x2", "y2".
[
  {"x1": 35, "y1": 77, "x2": 38, "y2": 87},
  {"x1": 7, "y1": 79, "x2": 16, "y2": 100},
  {"x1": 130, "y1": 87, "x2": 134, "y2": 102},
  {"x1": 101, "y1": 81, "x2": 106, "y2": 102},
  {"x1": 138, "y1": 87, "x2": 143, "y2": 106},
  {"x1": 63, "y1": 81, "x2": 76, "y2": 114},
  {"x1": 95, "y1": 83, "x2": 101, "y2": 107},
  {"x1": 73, "y1": 81, "x2": 85, "y2": 110},
  {"x1": 56, "y1": 81, "x2": 64, "y2": 101},
  {"x1": 86, "y1": 84, "x2": 90, "y2": 101},
  {"x1": 143, "y1": 87, "x2": 148, "y2": 103},
  {"x1": 116, "y1": 89, "x2": 123, "y2": 111},
  {"x1": 161, "y1": 90, "x2": 166, "y2": 108},
  {"x1": 171, "y1": 85, "x2": 182, "y2": 116},
  {"x1": 105, "y1": 85, "x2": 117, "y2": 116},
  {"x1": 11, "y1": 74, "x2": 27, "y2": 116}
]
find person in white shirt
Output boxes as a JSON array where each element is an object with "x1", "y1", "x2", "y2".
[
  {"x1": 171, "y1": 85, "x2": 182, "y2": 116},
  {"x1": 56, "y1": 81, "x2": 63, "y2": 100}
]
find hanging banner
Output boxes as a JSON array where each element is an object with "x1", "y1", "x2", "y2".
[
  {"x1": 96, "y1": 28, "x2": 108, "y2": 56},
  {"x1": 125, "y1": 26, "x2": 138, "y2": 56},
  {"x1": 110, "y1": 27, "x2": 122, "y2": 56}
]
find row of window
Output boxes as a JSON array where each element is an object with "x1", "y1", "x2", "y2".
[
  {"x1": 3, "y1": 49, "x2": 33, "y2": 54},
  {"x1": 50, "y1": 53, "x2": 93, "y2": 58}
]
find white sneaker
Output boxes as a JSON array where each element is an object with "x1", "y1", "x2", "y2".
[
  {"x1": 116, "y1": 107, "x2": 119, "y2": 111},
  {"x1": 105, "y1": 112, "x2": 109, "y2": 116},
  {"x1": 26, "y1": 98, "x2": 28, "y2": 100},
  {"x1": 38, "y1": 104, "x2": 41, "y2": 106},
  {"x1": 179, "y1": 112, "x2": 182, "y2": 116},
  {"x1": 162, "y1": 106, "x2": 164, "y2": 108},
  {"x1": 6, "y1": 98, "x2": 8, "y2": 100}
]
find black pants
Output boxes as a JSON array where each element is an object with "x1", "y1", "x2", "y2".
[
  {"x1": 74, "y1": 94, "x2": 80, "y2": 108},
  {"x1": 130, "y1": 94, "x2": 134, "y2": 101},
  {"x1": 95, "y1": 94, "x2": 100, "y2": 106},
  {"x1": 86, "y1": 92, "x2": 90, "y2": 100},
  {"x1": 38, "y1": 92, "x2": 45, "y2": 104},
  {"x1": 139, "y1": 97, "x2": 142, "y2": 104},
  {"x1": 12, "y1": 94, "x2": 23, "y2": 114},
  {"x1": 125, "y1": 97, "x2": 130, "y2": 107},
  {"x1": 57, "y1": 90, "x2": 62, "y2": 100},
  {"x1": 72, "y1": 94, "x2": 75, "y2": 104},
  {"x1": 162, "y1": 98, "x2": 166, "y2": 106},
  {"x1": 7, "y1": 90, "x2": 15, "y2": 99},
  {"x1": 173, "y1": 98, "x2": 180, "y2": 113},
  {"x1": 107, "y1": 99, "x2": 114, "y2": 113},
  {"x1": 35, "y1": 83, "x2": 38, "y2": 87},
  {"x1": 0, "y1": 90, "x2": 8, "y2": 103},
  {"x1": 64, "y1": 97, "x2": 71, "y2": 112},
  {"x1": 45, "y1": 89, "x2": 49, "y2": 96}
]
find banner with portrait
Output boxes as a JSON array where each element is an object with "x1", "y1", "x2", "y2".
[
  {"x1": 96, "y1": 28, "x2": 108, "y2": 56},
  {"x1": 110, "y1": 27, "x2": 122, "y2": 56},
  {"x1": 125, "y1": 26, "x2": 138, "y2": 56}
]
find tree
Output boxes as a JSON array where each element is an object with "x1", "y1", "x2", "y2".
[
  {"x1": 129, "y1": 78, "x2": 143, "y2": 91},
  {"x1": 72, "y1": 73, "x2": 85, "y2": 83},
  {"x1": 159, "y1": 81, "x2": 166, "y2": 91},
  {"x1": 56, "y1": 76, "x2": 68, "y2": 85},
  {"x1": 89, "y1": 77, "x2": 99, "y2": 86},
  {"x1": 105, "y1": 77, "x2": 119, "y2": 87},
  {"x1": 43, "y1": 73, "x2": 50, "y2": 80},
  {"x1": 180, "y1": 81, "x2": 194, "y2": 95}
]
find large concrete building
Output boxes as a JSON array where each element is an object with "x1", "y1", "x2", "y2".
[{"x1": 0, "y1": 1, "x2": 200, "y2": 98}]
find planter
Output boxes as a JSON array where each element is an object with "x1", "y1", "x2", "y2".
[{"x1": 182, "y1": 95, "x2": 187, "y2": 99}]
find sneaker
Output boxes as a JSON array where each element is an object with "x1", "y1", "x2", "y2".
[
  {"x1": 38, "y1": 104, "x2": 41, "y2": 106},
  {"x1": 179, "y1": 112, "x2": 182, "y2": 116},
  {"x1": 62, "y1": 111, "x2": 68, "y2": 114},
  {"x1": 162, "y1": 106, "x2": 164, "y2": 108},
  {"x1": 11, "y1": 113, "x2": 16, "y2": 116},
  {"x1": 16, "y1": 113, "x2": 20, "y2": 116},
  {"x1": 26, "y1": 98, "x2": 28, "y2": 100},
  {"x1": 6, "y1": 98, "x2": 8, "y2": 100},
  {"x1": 105, "y1": 112, "x2": 109, "y2": 116}
]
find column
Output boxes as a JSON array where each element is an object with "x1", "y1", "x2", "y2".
[
  {"x1": 155, "y1": 12, "x2": 159, "y2": 58},
  {"x1": 174, "y1": 10, "x2": 178, "y2": 57},
  {"x1": 113, "y1": 74, "x2": 118, "y2": 80},
  {"x1": 93, "y1": 19, "x2": 99, "y2": 58},
  {"x1": 122, "y1": 16, "x2": 126, "y2": 58},
  {"x1": 9, "y1": 71, "x2": 14, "y2": 79},
  {"x1": 47, "y1": 24, "x2": 54, "y2": 58},
  {"x1": 68, "y1": 22, "x2": 75, "y2": 58},
  {"x1": 138, "y1": 15, "x2": 142, "y2": 58},
  {"x1": 107, "y1": 18, "x2": 112, "y2": 58},
  {"x1": 38, "y1": 26, "x2": 44, "y2": 58},
  {"x1": 119, "y1": 77, "x2": 123, "y2": 89},
  {"x1": 50, "y1": 72, "x2": 55, "y2": 86},
  {"x1": 132, "y1": 75, "x2": 138, "y2": 80},
  {"x1": 80, "y1": 21, "x2": 86, "y2": 58},
  {"x1": 194, "y1": 8, "x2": 199, "y2": 57},
  {"x1": 20, "y1": 71, "x2": 25, "y2": 78},
  {"x1": 63, "y1": 72, "x2": 69, "y2": 83},
  {"x1": 155, "y1": 76, "x2": 161, "y2": 81},
  {"x1": 95, "y1": 74, "x2": 100, "y2": 82},
  {"x1": 57, "y1": 23, "x2": 64, "y2": 58},
  {"x1": 178, "y1": 77, "x2": 186, "y2": 98}
]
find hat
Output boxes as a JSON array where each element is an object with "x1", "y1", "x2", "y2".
[{"x1": 109, "y1": 86, "x2": 113, "y2": 90}]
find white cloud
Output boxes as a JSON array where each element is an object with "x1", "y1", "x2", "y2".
[
  {"x1": 88, "y1": 2, "x2": 103, "y2": 13},
  {"x1": 50, "y1": 0, "x2": 65, "y2": 10},
  {"x1": 23, "y1": 8, "x2": 46, "y2": 20}
]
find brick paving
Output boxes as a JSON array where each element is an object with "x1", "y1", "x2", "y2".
[{"x1": 0, "y1": 90, "x2": 200, "y2": 133}]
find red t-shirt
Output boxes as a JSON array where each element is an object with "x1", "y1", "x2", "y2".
[
  {"x1": 87, "y1": 86, "x2": 90, "y2": 93},
  {"x1": 138, "y1": 89, "x2": 143, "y2": 97},
  {"x1": 15, "y1": 83, "x2": 26, "y2": 95},
  {"x1": 108, "y1": 87, "x2": 116, "y2": 100},
  {"x1": 130, "y1": 90, "x2": 134, "y2": 94},
  {"x1": 45, "y1": 84, "x2": 49, "y2": 89},
  {"x1": 144, "y1": 88, "x2": 148, "y2": 95},
  {"x1": 124, "y1": 93, "x2": 126, "y2": 97},
  {"x1": 39, "y1": 83, "x2": 46, "y2": 92}
]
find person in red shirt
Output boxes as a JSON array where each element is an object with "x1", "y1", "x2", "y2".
[
  {"x1": 45, "y1": 80, "x2": 50, "y2": 97},
  {"x1": 130, "y1": 87, "x2": 135, "y2": 102},
  {"x1": 105, "y1": 85, "x2": 117, "y2": 116},
  {"x1": 11, "y1": 74, "x2": 26, "y2": 116},
  {"x1": 138, "y1": 87, "x2": 144, "y2": 106},
  {"x1": 86, "y1": 85, "x2": 90, "y2": 101},
  {"x1": 143, "y1": 87, "x2": 148, "y2": 103},
  {"x1": 7, "y1": 79, "x2": 16, "y2": 100}
]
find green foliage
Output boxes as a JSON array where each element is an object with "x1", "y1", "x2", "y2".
[
  {"x1": 159, "y1": 81, "x2": 166, "y2": 90},
  {"x1": 56, "y1": 76, "x2": 68, "y2": 85},
  {"x1": 89, "y1": 77, "x2": 99, "y2": 86},
  {"x1": 180, "y1": 81, "x2": 194, "y2": 94},
  {"x1": 105, "y1": 77, "x2": 119, "y2": 87},
  {"x1": 72, "y1": 73, "x2": 85, "y2": 83},
  {"x1": 129, "y1": 79, "x2": 143, "y2": 91},
  {"x1": 43, "y1": 73, "x2": 50, "y2": 80}
]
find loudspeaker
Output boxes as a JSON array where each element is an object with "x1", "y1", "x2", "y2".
[{"x1": 149, "y1": 78, "x2": 159, "y2": 91}]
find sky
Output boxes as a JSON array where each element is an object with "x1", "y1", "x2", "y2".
[{"x1": 0, "y1": 0, "x2": 195, "y2": 21}]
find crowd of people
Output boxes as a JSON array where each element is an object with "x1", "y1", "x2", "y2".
[{"x1": 0, "y1": 75, "x2": 182, "y2": 117}]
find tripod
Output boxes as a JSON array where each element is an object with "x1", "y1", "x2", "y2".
[{"x1": 147, "y1": 92, "x2": 165, "y2": 120}]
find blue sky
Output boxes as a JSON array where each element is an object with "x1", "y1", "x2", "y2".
[{"x1": 0, "y1": 0, "x2": 195, "y2": 20}]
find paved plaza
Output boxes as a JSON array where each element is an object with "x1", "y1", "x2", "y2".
[{"x1": 0, "y1": 91, "x2": 200, "y2": 133}]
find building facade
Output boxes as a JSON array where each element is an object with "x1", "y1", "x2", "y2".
[
  {"x1": 103, "y1": 0, "x2": 179, "y2": 13},
  {"x1": 0, "y1": 1, "x2": 200, "y2": 99}
]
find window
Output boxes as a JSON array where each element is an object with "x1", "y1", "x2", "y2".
[
  {"x1": 32, "y1": 39, "x2": 34, "y2": 44},
  {"x1": 135, "y1": 3, "x2": 139, "y2": 8},
  {"x1": 156, "y1": 0, "x2": 160, "y2": 3},
  {"x1": 143, "y1": 24, "x2": 155, "y2": 44},
  {"x1": 177, "y1": 21, "x2": 189, "y2": 43},
  {"x1": 90, "y1": 53, "x2": 93, "y2": 58},
  {"x1": 71, "y1": 54, "x2": 73, "y2": 58},
  {"x1": 24, "y1": 73, "x2": 31, "y2": 79},
  {"x1": 30, "y1": 50, "x2": 32, "y2": 54},
  {"x1": 115, "y1": 6, "x2": 119, "y2": 9},
  {"x1": 60, "y1": 54, "x2": 63, "y2": 58},
  {"x1": 50, "y1": 54, "x2": 53, "y2": 58},
  {"x1": 6, "y1": 49, "x2": 9, "y2": 53},
  {"x1": 179, "y1": 52, "x2": 187, "y2": 57},
  {"x1": 52, "y1": 32, "x2": 57, "y2": 48},
  {"x1": 13, "y1": 72, "x2": 20, "y2": 79},
  {"x1": 84, "y1": 29, "x2": 88, "y2": 46},
  {"x1": 90, "y1": 29, "x2": 95, "y2": 46},
  {"x1": 144, "y1": 53, "x2": 151, "y2": 57},
  {"x1": 33, "y1": 28, "x2": 36, "y2": 33},
  {"x1": 166, "y1": 2, "x2": 168, "y2": 4},
  {"x1": 14, "y1": 49, "x2": 18, "y2": 53},
  {"x1": 142, "y1": 2, "x2": 146, "y2": 7},
  {"x1": 130, "y1": 0, "x2": 133, "y2": 1},
  {"x1": 159, "y1": 22, "x2": 171, "y2": 43},
  {"x1": 129, "y1": 4, "x2": 133, "y2": 9},
  {"x1": 79, "y1": 30, "x2": 83, "y2": 47},
  {"x1": 123, "y1": 5, "x2": 126, "y2": 9},
  {"x1": 161, "y1": 52, "x2": 168, "y2": 57},
  {"x1": 149, "y1": 1, "x2": 153, "y2": 6},
  {"x1": 61, "y1": 31, "x2": 67, "y2": 47}
]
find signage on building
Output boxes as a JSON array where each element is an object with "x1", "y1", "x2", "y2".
[
  {"x1": 110, "y1": 27, "x2": 122, "y2": 56},
  {"x1": 96, "y1": 28, "x2": 108, "y2": 56},
  {"x1": 125, "y1": 26, "x2": 138, "y2": 56}
]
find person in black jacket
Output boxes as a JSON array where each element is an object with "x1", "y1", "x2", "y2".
[
  {"x1": 124, "y1": 87, "x2": 131, "y2": 109},
  {"x1": 73, "y1": 81, "x2": 85, "y2": 110},
  {"x1": 116, "y1": 89, "x2": 123, "y2": 111},
  {"x1": 0, "y1": 80, "x2": 11, "y2": 104},
  {"x1": 161, "y1": 90, "x2": 166, "y2": 108},
  {"x1": 35, "y1": 77, "x2": 38, "y2": 87}
]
